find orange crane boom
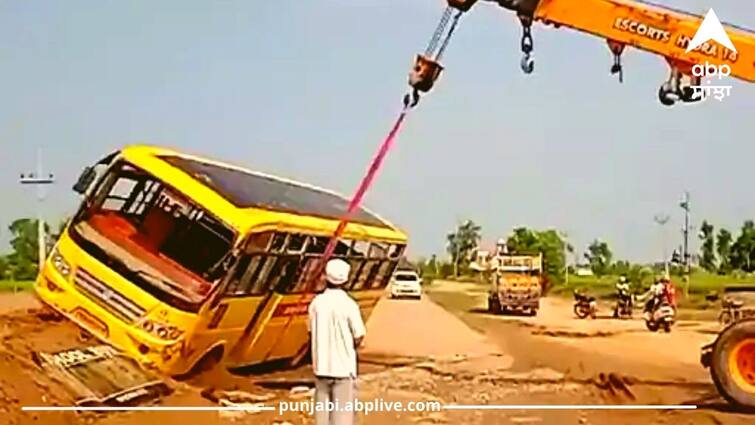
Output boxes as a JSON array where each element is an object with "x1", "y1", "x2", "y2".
[
  {"x1": 529, "y1": 0, "x2": 754, "y2": 81},
  {"x1": 407, "y1": 0, "x2": 755, "y2": 107}
]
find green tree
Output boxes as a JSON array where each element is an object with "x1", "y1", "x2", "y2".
[
  {"x1": 611, "y1": 260, "x2": 631, "y2": 276},
  {"x1": 699, "y1": 220, "x2": 716, "y2": 272},
  {"x1": 0, "y1": 256, "x2": 9, "y2": 280},
  {"x1": 7, "y1": 218, "x2": 51, "y2": 280},
  {"x1": 506, "y1": 227, "x2": 568, "y2": 289},
  {"x1": 585, "y1": 239, "x2": 613, "y2": 276},
  {"x1": 717, "y1": 228, "x2": 733, "y2": 274},
  {"x1": 446, "y1": 220, "x2": 482, "y2": 277},
  {"x1": 506, "y1": 228, "x2": 539, "y2": 252},
  {"x1": 627, "y1": 264, "x2": 653, "y2": 289},
  {"x1": 731, "y1": 220, "x2": 755, "y2": 272}
]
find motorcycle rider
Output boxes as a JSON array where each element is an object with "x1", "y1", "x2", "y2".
[
  {"x1": 639, "y1": 275, "x2": 676, "y2": 320},
  {"x1": 614, "y1": 276, "x2": 632, "y2": 317},
  {"x1": 616, "y1": 276, "x2": 630, "y2": 295}
]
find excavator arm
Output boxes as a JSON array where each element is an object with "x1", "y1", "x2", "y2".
[{"x1": 408, "y1": 0, "x2": 755, "y2": 106}]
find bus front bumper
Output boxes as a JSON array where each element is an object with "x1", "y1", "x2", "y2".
[{"x1": 35, "y1": 263, "x2": 188, "y2": 375}]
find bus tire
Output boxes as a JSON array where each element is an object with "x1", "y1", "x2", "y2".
[
  {"x1": 709, "y1": 319, "x2": 755, "y2": 412},
  {"x1": 186, "y1": 345, "x2": 224, "y2": 377}
]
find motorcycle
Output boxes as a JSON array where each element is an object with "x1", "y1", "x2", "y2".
[
  {"x1": 718, "y1": 297, "x2": 746, "y2": 326},
  {"x1": 573, "y1": 291, "x2": 597, "y2": 319},
  {"x1": 644, "y1": 301, "x2": 675, "y2": 332},
  {"x1": 613, "y1": 290, "x2": 634, "y2": 319}
]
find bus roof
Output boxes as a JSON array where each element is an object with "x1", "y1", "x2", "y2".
[{"x1": 119, "y1": 145, "x2": 407, "y2": 243}]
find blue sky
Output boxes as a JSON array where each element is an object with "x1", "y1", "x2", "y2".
[{"x1": 1, "y1": 0, "x2": 753, "y2": 262}]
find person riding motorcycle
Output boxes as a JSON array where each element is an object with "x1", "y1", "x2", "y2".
[
  {"x1": 614, "y1": 276, "x2": 632, "y2": 317},
  {"x1": 615, "y1": 276, "x2": 631, "y2": 296},
  {"x1": 638, "y1": 276, "x2": 676, "y2": 320}
]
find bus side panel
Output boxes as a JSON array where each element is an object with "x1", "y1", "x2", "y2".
[
  {"x1": 264, "y1": 293, "x2": 312, "y2": 361},
  {"x1": 228, "y1": 290, "x2": 382, "y2": 367},
  {"x1": 186, "y1": 296, "x2": 265, "y2": 369},
  {"x1": 227, "y1": 293, "x2": 313, "y2": 366}
]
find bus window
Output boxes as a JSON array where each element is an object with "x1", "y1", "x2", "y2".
[
  {"x1": 364, "y1": 259, "x2": 383, "y2": 288},
  {"x1": 388, "y1": 244, "x2": 405, "y2": 259},
  {"x1": 352, "y1": 259, "x2": 378, "y2": 290},
  {"x1": 267, "y1": 255, "x2": 300, "y2": 293},
  {"x1": 291, "y1": 256, "x2": 321, "y2": 293},
  {"x1": 270, "y1": 233, "x2": 287, "y2": 253},
  {"x1": 287, "y1": 234, "x2": 307, "y2": 253},
  {"x1": 101, "y1": 177, "x2": 138, "y2": 212},
  {"x1": 380, "y1": 261, "x2": 398, "y2": 288},
  {"x1": 225, "y1": 255, "x2": 252, "y2": 295},
  {"x1": 307, "y1": 237, "x2": 327, "y2": 254},
  {"x1": 247, "y1": 256, "x2": 279, "y2": 295},
  {"x1": 352, "y1": 240, "x2": 369, "y2": 257},
  {"x1": 369, "y1": 242, "x2": 388, "y2": 259},
  {"x1": 346, "y1": 258, "x2": 364, "y2": 290},
  {"x1": 69, "y1": 161, "x2": 235, "y2": 309},
  {"x1": 246, "y1": 232, "x2": 274, "y2": 253},
  {"x1": 370, "y1": 260, "x2": 395, "y2": 289},
  {"x1": 333, "y1": 239, "x2": 350, "y2": 256}
]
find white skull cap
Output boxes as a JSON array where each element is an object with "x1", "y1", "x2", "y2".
[{"x1": 325, "y1": 258, "x2": 351, "y2": 285}]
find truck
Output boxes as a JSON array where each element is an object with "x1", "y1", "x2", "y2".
[{"x1": 487, "y1": 250, "x2": 543, "y2": 316}]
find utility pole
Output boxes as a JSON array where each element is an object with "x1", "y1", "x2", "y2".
[
  {"x1": 654, "y1": 213, "x2": 670, "y2": 277},
  {"x1": 679, "y1": 191, "x2": 691, "y2": 272},
  {"x1": 679, "y1": 191, "x2": 691, "y2": 297},
  {"x1": 19, "y1": 149, "x2": 55, "y2": 286}
]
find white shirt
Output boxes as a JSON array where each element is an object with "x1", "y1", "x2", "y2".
[{"x1": 307, "y1": 288, "x2": 366, "y2": 378}]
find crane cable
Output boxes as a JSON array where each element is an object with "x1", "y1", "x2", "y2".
[
  {"x1": 278, "y1": 5, "x2": 466, "y2": 365},
  {"x1": 277, "y1": 101, "x2": 413, "y2": 365}
]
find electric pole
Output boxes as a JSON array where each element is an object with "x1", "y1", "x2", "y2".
[
  {"x1": 19, "y1": 149, "x2": 55, "y2": 282},
  {"x1": 654, "y1": 213, "x2": 670, "y2": 276},
  {"x1": 678, "y1": 191, "x2": 692, "y2": 297},
  {"x1": 679, "y1": 191, "x2": 691, "y2": 272}
]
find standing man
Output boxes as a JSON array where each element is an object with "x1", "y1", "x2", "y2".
[{"x1": 308, "y1": 258, "x2": 366, "y2": 425}]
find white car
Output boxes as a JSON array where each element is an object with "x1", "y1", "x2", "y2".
[{"x1": 389, "y1": 270, "x2": 422, "y2": 299}]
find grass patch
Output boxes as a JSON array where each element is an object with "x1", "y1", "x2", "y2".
[{"x1": 0, "y1": 280, "x2": 35, "y2": 292}]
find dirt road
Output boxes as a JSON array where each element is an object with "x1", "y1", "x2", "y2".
[{"x1": 1, "y1": 284, "x2": 752, "y2": 425}]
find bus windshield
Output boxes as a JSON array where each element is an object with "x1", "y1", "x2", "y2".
[{"x1": 70, "y1": 161, "x2": 235, "y2": 310}]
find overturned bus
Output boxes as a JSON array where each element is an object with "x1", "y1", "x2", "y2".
[{"x1": 35, "y1": 145, "x2": 407, "y2": 376}]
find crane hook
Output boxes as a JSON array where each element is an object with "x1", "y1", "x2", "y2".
[
  {"x1": 519, "y1": 15, "x2": 535, "y2": 74},
  {"x1": 521, "y1": 55, "x2": 535, "y2": 74},
  {"x1": 607, "y1": 40, "x2": 625, "y2": 83}
]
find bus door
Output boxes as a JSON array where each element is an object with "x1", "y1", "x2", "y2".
[
  {"x1": 231, "y1": 233, "x2": 335, "y2": 365},
  {"x1": 189, "y1": 232, "x2": 276, "y2": 366}
]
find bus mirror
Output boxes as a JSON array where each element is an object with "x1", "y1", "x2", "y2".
[{"x1": 73, "y1": 166, "x2": 97, "y2": 195}]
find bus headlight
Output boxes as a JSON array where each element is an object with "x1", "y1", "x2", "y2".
[
  {"x1": 51, "y1": 248, "x2": 72, "y2": 278},
  {"x1": 139, "y1": 319, "x2": 184, "y2": 340}
]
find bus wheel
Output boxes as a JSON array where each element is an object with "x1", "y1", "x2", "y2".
[
  {"x1": 709, "y1": 319, "x2": 755, "y2": 411},
  {"x1": 187, "y1": 346, "x2": 224, "y2": 377}
]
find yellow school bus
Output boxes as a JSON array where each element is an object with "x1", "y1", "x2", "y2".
[{"x1": 35, "y1": 145, "x2": 407, "y2": 375}]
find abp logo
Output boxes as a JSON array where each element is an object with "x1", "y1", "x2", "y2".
[
  {"x1": 686, "y1": 9, "x2": 737, "y2": 102},
  {"x1": 686, "y1": 9, "x2": 737, "y2": 54}
]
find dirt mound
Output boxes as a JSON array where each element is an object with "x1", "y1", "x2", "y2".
[{"x1": 0, "y1": 308, "x2": 84, "y2": 425}]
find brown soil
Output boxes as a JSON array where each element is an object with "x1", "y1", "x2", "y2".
[{"x1": 0, "y1": 285, "x2": 752, "y2": 425}]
